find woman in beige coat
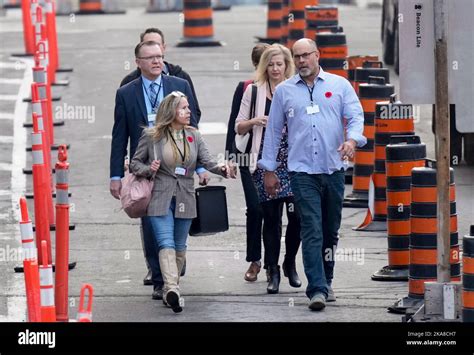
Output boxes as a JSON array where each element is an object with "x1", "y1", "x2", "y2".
[{"x1": 131, "y1": 91, "x2": 236, "y2": 313}]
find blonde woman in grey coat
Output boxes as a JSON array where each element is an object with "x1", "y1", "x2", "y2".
[{"x1": 131, "y1": 91, "x2": 236, "y2": 313}]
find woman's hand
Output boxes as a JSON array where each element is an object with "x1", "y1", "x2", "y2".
[
  {"x1": 150, "y1": 159, "x2": 161, "y2": 172},
  {"x1": 251, "y1": 116, "x2": 268, "y2": 127},
  {"x1": 221, "y1": 162, "x2": 237, "y2": 179}
]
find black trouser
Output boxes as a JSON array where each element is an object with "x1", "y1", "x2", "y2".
[
  {"x1": 240, "y1": 166, "x2": 263, "y2": 262},
  {"x1": 261, "y1": 196, "x2": 301, "y2": 267}
]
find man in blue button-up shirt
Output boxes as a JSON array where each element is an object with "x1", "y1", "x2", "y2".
[{"x1": 258, "y1": 38, "x2": 366, "y2": 311}]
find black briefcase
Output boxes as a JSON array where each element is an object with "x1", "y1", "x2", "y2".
[{"x1": 189, "y1": 186, "x2": 229, "y2": 236}]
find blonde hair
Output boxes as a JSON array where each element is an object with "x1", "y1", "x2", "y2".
[
  {"x1": 255, "y1": 44, "x2": 295, "y2": 85},
  {"x1": 146, "y1": 92, "x2": 191, "y2": 163}
]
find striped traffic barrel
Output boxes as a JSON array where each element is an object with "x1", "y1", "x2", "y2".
[
  {"x1": 304, "y1": 5, "x2": 338, "y2": 41},
  {"x1": 280, "y1": 0, "x2": 290, "y2": 46},
  {"x1": 347, "y1": 55, "x2": 378, "y2": 89},
  {"x1": 345, "y1": 77, "x2": 394, "y2": 206},
  {"x1": 177, "y1": 0, "x2": 222, "y2": 47},
  {"x1": 355, "y1": 99, "x2": 416, "y2": 233},
  {"x1": 353, "y1": 61, "x2": 390, "y2": 95},
  {"x1": 371, "y1": 135, "x2": 425, "y2": 281},
  {"x1": 266, "y1": 0, "x2": 282, "y2": 42},
  {"x1": 408, "y1": 166, "x2": 460, "y2": 299},
  {"x1": 78, "y1": 0, "x2": 102, "y2": 13},
  {"x1": 373, "y1": 101, "x2": 415, "y2": 222},
  {"x1": 463, "y1": 226, "x2": 474, "y2": 322},
  {"x1": 319, "y1": 58, "x2": 347, "y2": 78},
  {"x1": 316, "y1": 32, "x2": 347, "y2": 60},
  {"x1": 287, "y1": 0, "x2": 318, "y2": 49}
]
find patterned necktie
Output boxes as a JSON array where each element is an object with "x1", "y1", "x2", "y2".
[{"x1": 149, "y1": 82, "x2": 158, "y2": 113}]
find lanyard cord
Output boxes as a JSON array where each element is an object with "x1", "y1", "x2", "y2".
[
  {"x1": 169, "y1": 129, "x2": 187, "y2": 164},
  {"x1": 267, "y1": 80, "x2": 273, "y2": 99},
  {"x1": 306, "y1": 83, "x2": 315, "y2": 104}
]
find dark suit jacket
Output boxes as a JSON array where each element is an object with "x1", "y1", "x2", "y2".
[
  {"x1": 110, "y1": 75, "x2": 198, "y2": 178},
  {"x1": 120, "y1": 62, "x2": 201, "y2": 123}
]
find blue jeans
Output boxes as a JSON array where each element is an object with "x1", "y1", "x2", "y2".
[
  {"x1": 141, "y1": 216, "x2": 163, "y2": 288},
  {"x1": 289, "y1": 170, "x2": 344, "y2": 299},
  {"x1": 148, "y1": 198, "x2": 192, "y2": 252}
]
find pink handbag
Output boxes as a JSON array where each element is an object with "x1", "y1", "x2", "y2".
[{"x1": 120, "y1": 144, "x2": 157, "y2": 218}]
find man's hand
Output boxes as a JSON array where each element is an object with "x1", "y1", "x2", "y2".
[
  {"x1": 198, "y1": 171, "x2": 210, "y2": 186},
  {"x1": 110, "y1": 180, "x2": 122, "y2": 200},
  {"x1": 337, "y1": 139, "x2": 357, "y2": 161},
  {"x1": 264, "y1": 171, "x2": 280, "y2": 197}
]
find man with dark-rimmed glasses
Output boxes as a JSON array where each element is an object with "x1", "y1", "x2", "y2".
[{"x1": 259, "y1": 38, "x2": 366, "y2": 311}]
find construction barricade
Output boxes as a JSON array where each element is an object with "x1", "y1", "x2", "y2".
[
  {"x1": 76, "y1": 0, "x2": 125, "y2": 14},
  {"x1": 463, "y1": 226, "x2": 474, "y2": 322},
  {"x1": 304, "y1": 4, "x2": 338, "y2": 41},
  {"x1": 54, "y1": 145, "x2": 71, "y2": 322},
  {"x1": 256, "y1": 0, "x2": 282, "y2": 44},
  {"x1": 39, "y1": 240, "x2": 56, "y2": 322},
  {"x1": 389, "y1": 164, "x2": 460, "y2": 313},
  {"x1": 353, "y1": 61, "x2": 390, "y2": 95},
  {"x1": 355, "y1": 98, "x2": 415, "y2": 232},
  {"x1": 31, "y1": 112, "x2": 53, "y2": 265},
  {"x1": 177, "y1": 0, "x2": 222, "y2": 47},
  {"x1": 20, "y1": 197, "x2": 42, "y2": 322},
  {"x1": 344, "y1": 77, "x2": 394, "y2": 208},
  {"x1": 371, "y1": 135, "x2": 425, "y2": 281},
  {"x1": 347, "y1": 55, "x2": 378, "y2": 89},
  {"x1": 287, "y1": 0, "x2": 318, "y2": 49}
]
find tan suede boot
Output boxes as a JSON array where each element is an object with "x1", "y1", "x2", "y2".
[
  {"x1": 158, "y1": 248, "x2": 182, "y2": 313},
  {"x1": 176, "y1": 251, "x2": 186, "y2": 284}
]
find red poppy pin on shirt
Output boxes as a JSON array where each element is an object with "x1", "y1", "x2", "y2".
[
  {"x1": 325, "y1": 91, "x2": 332, "y2": 98},
  {"x1": 187, "y1": 136, "x2": 194, "y2": 143}
]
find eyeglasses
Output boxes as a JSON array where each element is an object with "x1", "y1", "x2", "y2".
[
  {"x1": 293, "y1": 50, "x2": 317, "y2": 61},
  {"x1": 137, "y1": 55, "x2": 164, "y2": 61},
  {"x1": 170, "y1": 91, "x2": 186, "y2": 98}
]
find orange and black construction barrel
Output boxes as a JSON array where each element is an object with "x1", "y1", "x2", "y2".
[
  {"x1": 347, "y1": 55, "x2": 378, "y2": 89},
  {"x1": 280, "y1": 0, "x2": 290, "y2": 46},
  {"x1": 319, "y1": 58, "x2": 347, "y2": 78},
  {"x1": 316, "y1": 32, "x2": 347, "y2": 60},
  {"x1": 256, "y1": 0, "x2": 282, "y2": 44},
  {"x1": 408, "y1": 166, "x2": 460, "y2": 299},
  {"x1": 355, "y1": 97, "x2": 416, "y2": 233},
  {"x1": 353, "y1": 61, "x2": 390, "y2": 95},
  {"x1": 75, "y1": 0, "x2": 125, "y2": 14},
  {"x1": 344, "y1": 77, "x2": 394, "y2": 208},
  {"x1": 177, "y1": 0, "x2": 223, "y2": 47},
  {"x1": 371, "y1": 135, "x2": 425, "y2": 281},
  {"x1": 287, "y1": 0, "x2": 318, "y2": 49},
  {"x1": 463, "y1": 226, "x2": 474, "y2": 322},
  {"x1": 304, "y1": 5, "x2": 338, "y2": 41}
]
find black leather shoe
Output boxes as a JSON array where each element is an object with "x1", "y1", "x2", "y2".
[
  {"x1": 180, "y1": 259, "x2": 186, "y2": 277},
  {"x1": 282, "y1": 259, "x2": 302, "y2": 288},
  {"x1": 143, "y1": 270, "x2": 153, "y2": 286},
  {"x1": 152, "y1": 286, "x2": 163, "y2": 300},
  {"x1": 266, "y1": 265, "x2": 280, "y2": 294}
]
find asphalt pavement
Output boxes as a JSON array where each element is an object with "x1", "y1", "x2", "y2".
[{"x1": 0, "y1": 3, "x2": 472, "y2": 323}]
